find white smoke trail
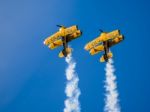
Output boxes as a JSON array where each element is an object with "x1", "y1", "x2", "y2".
[
  {"x1": 64, "y1": 54, "x2": 81, "y2": 112},
  {"x1": 104, "y1": 59, "x2": 120, "y2": 112}
]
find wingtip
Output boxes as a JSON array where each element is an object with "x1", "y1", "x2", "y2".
[
  {"x1": 43, "y1": 41, "x2": 46, "y2": 45},
  {"x1": 84, "y1": 45, "x2": 88, "y2": 50}
]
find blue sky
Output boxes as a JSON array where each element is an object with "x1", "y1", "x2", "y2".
[{"x1": 0, "y1": 0, "x2": 150, "y2": 112}]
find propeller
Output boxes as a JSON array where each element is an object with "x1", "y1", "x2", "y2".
[
  {"x1": 56, "y1": 25, "x2": 65, "y2": 28},
  {"x1": 99, "y1": 29, "x2": 103, "y2": 33}
]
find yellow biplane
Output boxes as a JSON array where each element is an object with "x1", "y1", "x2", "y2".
[
  {"x1": 84, "y1": 29, "x2": 124, "y2": 62},
  {"x1": 43, "y1": 25, "x2": 82, "y2": 57}
]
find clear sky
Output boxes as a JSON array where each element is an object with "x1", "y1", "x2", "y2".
[{"x1": 0, "y1": 0, "x2": 150, "y2": 112}]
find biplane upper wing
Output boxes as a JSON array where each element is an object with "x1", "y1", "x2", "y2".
[
  {"x1": 44, "y1": 31, "x2": 61, "y2": 46},
  {"x1": 64, "y1": 25, "x2": 78, "y2": 36},
  {"x1": 106, "y1": 30, "x2": 120, "y2": 40}
]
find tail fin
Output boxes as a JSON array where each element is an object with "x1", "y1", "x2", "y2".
[
  {"x1": 100, "y1": 52, "x2": 113, "y2": 62},
  {"x1": 58, "y1": 47, "x2": 72, "y2": 58}
]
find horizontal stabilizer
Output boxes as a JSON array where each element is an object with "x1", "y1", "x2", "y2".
[
  {"x1": 58, "y1": 51, "x2": 64, "y2": 58},
  {"x1": 58, "y1": 47, "x2": 72, "y2": 58},
  {"x1": 100, "y1": 52, "x2": 113, "y2": 62}
]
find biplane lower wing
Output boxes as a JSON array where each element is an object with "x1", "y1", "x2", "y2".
[
  {"x1": 48, "y1": 39, "x2": 63, "y2": 49},
  {"x1": 89, "y1": 45, "x2": 104, "y2": 55}
]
